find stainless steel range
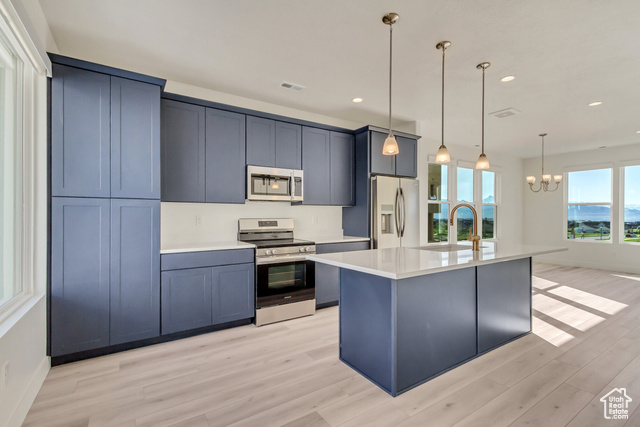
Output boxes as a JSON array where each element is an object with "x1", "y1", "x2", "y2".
[{"x1": 238, "y1": 218, "x2": 316, "y2": 326}]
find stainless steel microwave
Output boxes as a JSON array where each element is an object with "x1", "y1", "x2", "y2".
[{"x1": 246, "y1": 165, "x2": 303, "y2": 202}]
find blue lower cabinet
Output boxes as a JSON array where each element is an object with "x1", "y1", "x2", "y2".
[
  {"x1": 161, "y1": 268, "x2": 213, "y2": 335},
  {"x1": 110, "y1": 199, "x2": 160, "y2": 345},
  {"x1": 212, "y1": 263, "x2": 255, "y2": 324},
  {"x1": 51, "y1": 197, "x2": 111, "y2": 357},
  {"x1": 315, "y1": 241, "x2": 370, "y2": 307}
]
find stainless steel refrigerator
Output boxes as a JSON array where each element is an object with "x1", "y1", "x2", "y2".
[{"x1": 371, "y1": 175, "x2": 420, "y2": 249}]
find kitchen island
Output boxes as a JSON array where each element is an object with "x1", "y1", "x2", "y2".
[{"x1": 307, "y1": 242, "x2": 567, "y2": 396}]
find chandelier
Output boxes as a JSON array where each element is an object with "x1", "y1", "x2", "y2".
[{"x1": 526, "y1": 133, "x2": 562, "y2": 192}]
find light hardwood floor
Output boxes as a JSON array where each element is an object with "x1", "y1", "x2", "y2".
[{"x1": 24, "y1": 263, "x2": 640, "y2": 426}]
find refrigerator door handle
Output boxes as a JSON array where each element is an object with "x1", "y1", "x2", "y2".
[
  {"x1": 394, "y1": 189, "x2": 401, "y2": 236},
  {"x1": 400, "y1": 188, "x2": 406, "y2": 237}
]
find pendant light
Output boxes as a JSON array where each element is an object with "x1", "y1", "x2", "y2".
[
  {"x1": 435, "y1": 41, "x2": 451, "y2": 164},
  {"x1": 475, "y1": 62, "x2": 491, "y2": 169},
  {"x1": 381, "y1": 13, "x2": 400, "y2": 156}
]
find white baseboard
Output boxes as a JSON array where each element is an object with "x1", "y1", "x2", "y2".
[{"x1": 6, "y1": 356, "x2": 50, "y2": 427}]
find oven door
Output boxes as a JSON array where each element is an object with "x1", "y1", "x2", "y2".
[{"x1": 256, "y1": 258, "x2": 315, "y2": 308}]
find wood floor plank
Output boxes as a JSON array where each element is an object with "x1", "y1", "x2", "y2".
[{"x1": 22, "y1": 263, "x2": 640, "y2": 427}]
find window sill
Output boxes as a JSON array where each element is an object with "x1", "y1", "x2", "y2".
[{"x1": 0, "y1": 292, "x2": 45, "y2": 339}]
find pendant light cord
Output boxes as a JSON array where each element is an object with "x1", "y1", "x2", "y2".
[
  {"x1": 441, "y1": 45, "x2": 445, "y2": 149},
  {"x1": 481, "y1": 67, "x2": 485, "y2": 156},
  {"x1": 388, "y1": 24, "x2": 393, "y2": 137},
  {"x1": 541, "y1": 135, "x2": 545, "y2": 176}
]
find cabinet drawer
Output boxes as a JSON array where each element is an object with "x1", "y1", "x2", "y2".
[
  {"x1": 316, "y1": 241, "x2": 370, "y2": 254},
  {"x1": 161, "y1": 248, "x2": 254, "y2": 271}
]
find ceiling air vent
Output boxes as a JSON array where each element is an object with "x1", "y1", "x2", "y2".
[
  {"x1": 489, "y1": 107, "x2": 521, "y2": 118},
  {"x1": 280, "y1": 81, "x2": 305, "y2": 91}
]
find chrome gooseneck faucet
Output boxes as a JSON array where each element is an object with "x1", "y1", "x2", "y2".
[{"x1": 450, "y1": 203, "x2": 481, "y2": 251}]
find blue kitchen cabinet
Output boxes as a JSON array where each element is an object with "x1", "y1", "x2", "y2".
[
  {"x1": 212, "y1": 263, "x2": 255, "y2": 324},
  {"x1": 110, "y1": 77, "x2": 161, "y2": 199},
  {"x1": 302, "y1": 127, "x2": 331, "y2": 205},
  {"x1": 161, "y1": 268, "x2": 213, "y2": 335},
  {"x1": 205, "y1": 109, "x2": 246, "y2": 203},
  {"x1": 330, "y1": 132, "x2": 355, "y2": 206},
  {"x1": 246, "y1": 118, "x2": 302, "y2": 170},
  {"x1": 161, "y1": 99, "x2": 206, "y2": 202},
  {"x1": 315, "y1": 240, "x2": 370, "y2": 307},
  {"x1": 246, "y1": 116, "x2": 276, "y2": 167},
  {"x1": 110, "y1": 199, "x2": 161, "y2": 345},
  {"x1": 370, "y1": 131, "x2": 396, "y2": 176},
  {"x1": 51, "y1": 64, "x2": 111, "y2": 198},
  {"x1": 275, "y1": 122, "x2": 302, "y2": 169},
  {"x1": 51, "y1": 197, "x2": 111, "y2": 357},
  {"x1": 395, "y1": 136, "x2": 417, "y2": 178},
  {"x1": 369, "y1": 131, "x2": 418, "y2": 178}
]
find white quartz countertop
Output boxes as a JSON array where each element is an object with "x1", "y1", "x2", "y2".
[
  {"x1": 299, "y1": 235, "x2": 371, "y2": 245},
  {"x1": 306, "y1": 242, "x2": 567, "y2": 279},
  {"x1": 160, "y1": 241, "x2": 255, "y2": 254}
]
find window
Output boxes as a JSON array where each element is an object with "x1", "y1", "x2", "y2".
[
  {"x1": 456, "y1": 167, "x2": 474, "y2": 241},
  {"x1": 0, "y1": 34, "x2": 23, "y2": 308},
  {"x1": 623, "y1": 165, "x2": 640, "y2": 243},
  {"x1": 482, "y1": 171, "x2": 496, "y2": 239},
  {"x1": 567, "y1": 168, "x2": 612, "y2": 242},
  {"x1": 427, "y1": 163, "x2": 449, "y2": 243}
]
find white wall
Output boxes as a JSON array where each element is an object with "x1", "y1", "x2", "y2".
[
  {"x1": 417, "y1": 136, "x2": 525, "y2": 247},
  {"x1": 523, "y1": 143, "x2": 640, "y2": 274}
]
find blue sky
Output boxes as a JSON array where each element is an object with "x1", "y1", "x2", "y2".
[
  {"x1": 626, "y1": 165, "x2": 640, "y2": 205},
  {"x1": 569, "y1": 169, "x2": 611, "y2": 203}
]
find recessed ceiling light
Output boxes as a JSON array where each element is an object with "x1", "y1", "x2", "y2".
[
  {"x1": 500, "y1": 75, "x2": 515, "y2": 82},
  {"x1": 636, "y1": 130, "x2": 640, "y2": 134},
  {"x1": 352, "y1": 97, "x2": 363, "y2": 103},
  {"x1": 589, "y1": 101, "x2": 602, "y2": 107}
]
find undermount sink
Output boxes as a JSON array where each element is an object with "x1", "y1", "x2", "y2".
[{"x1": 414, "y1": 244, "x2": 486, "y2": 252}]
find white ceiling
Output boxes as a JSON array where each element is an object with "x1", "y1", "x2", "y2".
[{"x1": 37, "y1": 0, "x2": 640, "y2": 158}]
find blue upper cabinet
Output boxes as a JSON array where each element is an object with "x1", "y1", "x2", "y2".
[
  {"x1": 205, "y1": 109, "x2": 247, "y2": 203},
  {"x1": 109, "y1": 199, "x2": 160, "y2": 345},
  {"x1": 51, "y1": 64, "x2": 111, "y2": 198},
  {"x1": 50, "y1": 197, "x2": 111, "y2": 356},
  {"x1": 370, "y1": 131, "x2": 396, "y2": 176},
  {"x1": 161, "y1": 99, "x2": 206, "y2": 202},
  {"x1": 110, "y1": 77, "x2": 161, "y2": 199},
  {"x1": 395, "y1": 136, "x2": 417, "y2": 178},
  {"x1": 246, "y1": 117, "x2": 302, "y2": 170},
  {"x1": 302, "y1": 127, "x2": 332, "y2": 205},
  {"x1": 370, "y1": 130, "x2": 417, "y2": 178},
  {"x1": 246, "y1": 116, "x2": 276, "y2": 167},
  {"x1": 275, "y1": 122, "x2": 302, "y2": 169},
  {"x1": 330, "y1": 132, "x2": 355, "y2": 206}
]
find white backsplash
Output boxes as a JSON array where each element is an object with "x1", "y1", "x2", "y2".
[{"x1": 161, "y1": 201, "x2": 344, "y2": 247}]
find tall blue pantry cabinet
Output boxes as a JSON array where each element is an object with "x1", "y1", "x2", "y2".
[{"x1": 49, "y1": 56, "x2": 164, "y2": 359}]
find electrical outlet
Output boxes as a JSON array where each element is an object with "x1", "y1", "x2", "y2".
[
  {"x1": 0, "y1": 361, "x2": 8, "y2": 391},
  {"x1": 196, "y1": 215, "x2": 202, "y2": 227}
]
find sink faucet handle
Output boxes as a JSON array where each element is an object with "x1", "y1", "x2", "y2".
[{"x1": 468, "y1": 234, "x2": 480, "y2": 242}]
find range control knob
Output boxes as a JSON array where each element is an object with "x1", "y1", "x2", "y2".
[
  {"x1": 272, "y1": 249, "x2": 278, "y2": 255},
  {"x1": 306, "y1": 246, "x2": 312, "y2": 252},
  {"x1": 299, "y1": 247, "x2": 306, "y2": 253},
  {"x1": 264, "y1": 249, "x2": 271, "y2": 256}
]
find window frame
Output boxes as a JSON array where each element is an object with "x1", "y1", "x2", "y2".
[
  {"x1": 426, "y1": 158, "x2": 452, "y2": 244},
  {"x1": 620, "y1": 160, "x2": 640, "y2": 245},
  {"x1": 563, "y1": 164, "x2": 614, "y2": 244}
]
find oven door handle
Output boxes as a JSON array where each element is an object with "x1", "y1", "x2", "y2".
[{"x1": 256, "y1": 255, "x2": 312, "y2": 265}]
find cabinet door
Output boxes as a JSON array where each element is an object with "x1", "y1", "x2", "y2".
[
  {"x1": 330, "y1": 132, "x2": 355, "y2": 206},
  {"x1": 161, "y1": 99, "x2": 206, "y2": 202},
  {"x1": 395, "y1": 136, "x2": 417, "y2": 178},
  {"x1": 212, "y1": 263, "x2": 255, "y2": 324},
  {"x1": 477, "y1": 258, "x2": 532, "y2": 353},
  {"x1": 110, "y1": 199, "x2": 160, "y2": 345},
  {"x1": 205, "y1": 109, "x2": 246, "y2": 204},
  {"x1": 275, "y1": 122, "x2": 302, "y2": 169},
  {"x1": 302, "y1": 127, "x2": 331, "y2": 205},
  {"x1": 370, "y1": 131, "x2": 395, "y2": 176},
  {"x1": 246, "y1": 116, "x2": 276, "y2": 167},
  {"x1": 161, "y1": 268, "x2": 213, "y2": 334},
  {"x1": 51, "y1": 64, "x2": 111, "y2": 198},
  {"x1": 110, "y1": 77, "x2": 161, "y2": 199},
  {"x1": 51, "y1": 197, "x2": 110, "y2": 356}
]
